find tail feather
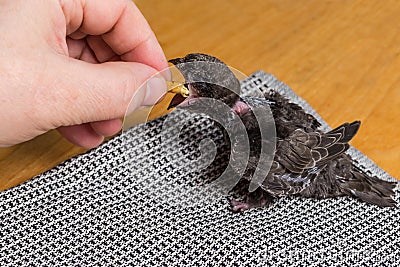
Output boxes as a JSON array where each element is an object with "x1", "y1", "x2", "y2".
[
  {"x1": 351, "y1": 190, "x2": 397, "y2": 207},
  {"x1": 342, "y1": 170, "x2": 397, "y2": 207}
]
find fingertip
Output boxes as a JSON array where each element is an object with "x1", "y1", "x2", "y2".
[
  {"x1": 90, "y1": 119, "x2": 122, "y2": 136},
  {"x1": 60, "y1": 59, "x2": 160, "y2": 124},
  {"x1": 125, "y1": 71, "x2": 168, "y2": 115},
  {"x1": 143, "y1": 76, "x2": 167, "y2": 106},
  {"x1": 58, "y1": 124, "x2": 104, "y2": 149}
]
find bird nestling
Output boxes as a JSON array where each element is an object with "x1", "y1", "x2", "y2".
[{"x1": 168, "y1": 53, "x2": 397, "y2": 213}]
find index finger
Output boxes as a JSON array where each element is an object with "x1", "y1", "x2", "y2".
[{"x1": 61, "y1": 0, "x2": 168, "y2": 71}]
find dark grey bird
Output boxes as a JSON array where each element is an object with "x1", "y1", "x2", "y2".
[{"x1": 168, "y1": 53, "x2": 397, "y2": 212}]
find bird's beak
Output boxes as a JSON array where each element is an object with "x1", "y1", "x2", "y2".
[
  {"x1": 168, "y1": 83, "x2": 190, "y2": 97},
  {"x1": 167, "y1": 83, "x2": 190, "y2": 110}
]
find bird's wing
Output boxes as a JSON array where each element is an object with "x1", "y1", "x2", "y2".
[
  {"x1": 262, "y1": 121, "x2": 360, "y2": 195},
  {"x1": 275, "y1": 121, "x2": 360, "y2": 173}
]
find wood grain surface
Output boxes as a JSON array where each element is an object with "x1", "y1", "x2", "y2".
[{"x1": 0, "y1": 0, "x2": 399, "y2": 190}]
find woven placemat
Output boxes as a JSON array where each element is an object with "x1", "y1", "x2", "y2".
[{"x1": 1, "y1": 71, "x2": 399, "y2": 266}]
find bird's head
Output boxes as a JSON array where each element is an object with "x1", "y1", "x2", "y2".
[{"x1": 167, "y1": 53, "x2": 240, "y2": 110}]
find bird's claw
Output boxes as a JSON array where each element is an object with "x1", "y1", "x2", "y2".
[{"x1": 229, "y1": 199, "x2": 250, "y2": 213}]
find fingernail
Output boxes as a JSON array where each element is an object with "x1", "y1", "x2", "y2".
[{"x1": 143, "y1": 77, "x2": 167, "y2": 106}]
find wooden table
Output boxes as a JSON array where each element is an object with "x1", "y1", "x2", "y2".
[{"x1": 0, "y1": 0, "x2": 399, "y2": 190}]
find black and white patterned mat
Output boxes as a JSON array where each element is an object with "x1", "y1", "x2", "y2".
[{"x1": 0, "y1": 71, "x2": 399, "y2": 266}]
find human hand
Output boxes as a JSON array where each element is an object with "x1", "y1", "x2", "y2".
[{"x1": 0, "y1": 0, "x2": 168, "y2": 148}]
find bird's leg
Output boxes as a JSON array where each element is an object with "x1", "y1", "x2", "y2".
[{"x1": 230, "y1": 188, "x2": 274, "y2": 213}]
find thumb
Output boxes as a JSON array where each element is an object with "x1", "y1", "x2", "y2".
[{"x1": 47, "y1": 58, "x2": 167, "y2": 128}]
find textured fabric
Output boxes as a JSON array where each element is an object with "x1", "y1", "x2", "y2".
[{"x1": 0, "y1": 71, "x2": 399, "y2": 266}]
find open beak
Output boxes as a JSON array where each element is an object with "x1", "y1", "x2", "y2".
[{"x1": 167, "y1": 83, "x2": 190, "y2": 110}]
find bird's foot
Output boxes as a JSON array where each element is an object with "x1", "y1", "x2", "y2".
[
  {"x1": 230, "y1": 199, "x2": 250, "y2": 213},
  {"x1": 229, "y1": 189, "x2": 275, "y2": 213}
]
